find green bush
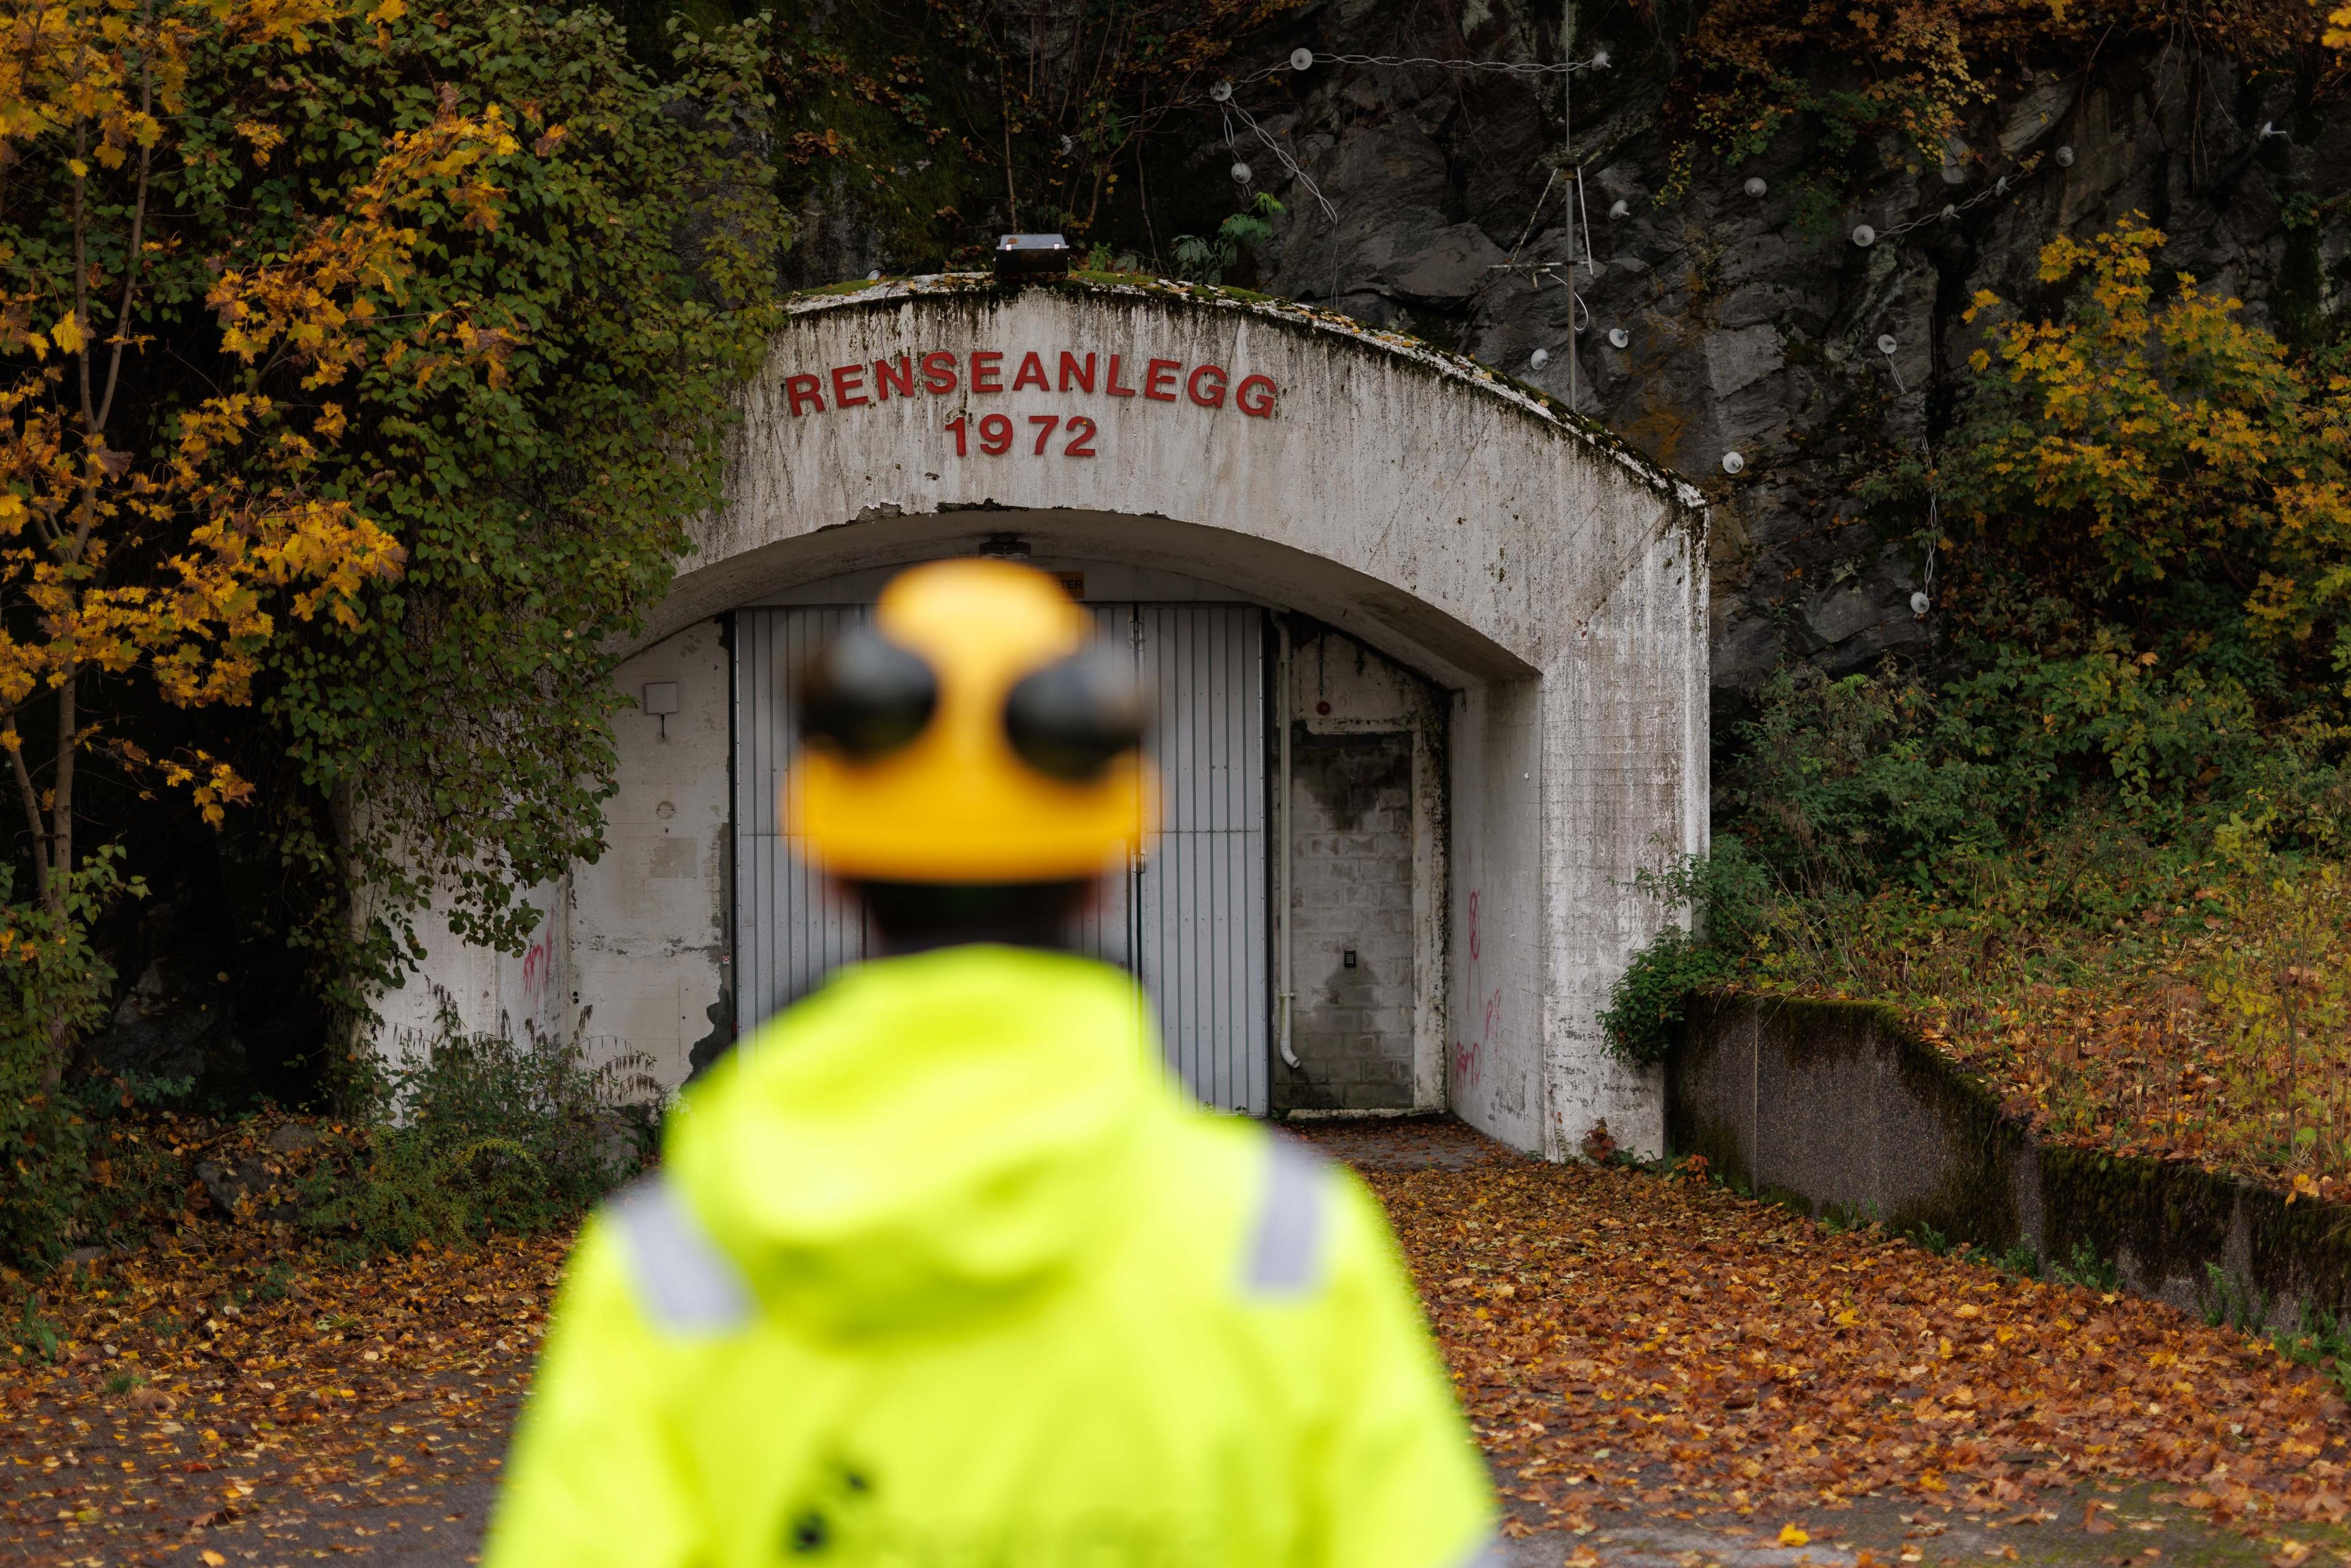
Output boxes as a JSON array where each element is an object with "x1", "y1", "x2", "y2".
[
  {"x1": 301, "y1": 1016, "x2": 659, "y2": 1258},
  {"x1": 1601, "y1": 847, "x2": 1773, "y2": 1064},
  {"x1": 0, "y1": 853, "x2": 140, "y2": 1272}
]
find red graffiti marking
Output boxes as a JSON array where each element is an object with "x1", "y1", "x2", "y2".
[
  {"x1": 519, "y1": 921, "x2": 556, "y2": 1002},
  {"x1": 1451, "y1": 889, "x2": 1494, "y2": 1093}
]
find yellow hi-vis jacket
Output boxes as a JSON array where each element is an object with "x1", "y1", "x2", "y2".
[{"x1": 486, "y1": 944, "x2": 1495, "y2": 1568}]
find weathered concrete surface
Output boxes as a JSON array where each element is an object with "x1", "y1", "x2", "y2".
[
  {"x1": 568, "y1": 620, "x2": 733, "y2": 1086},
  {"x1": 1671, "y1": 995, "x2": 2351, "y2": 1329},
  {"x1": 395, "y1": 277, "x2": 1709, "y2": 1159},
  {"x1": 1280, "y1": 624, "x2": 1448, "y2": 1115}
]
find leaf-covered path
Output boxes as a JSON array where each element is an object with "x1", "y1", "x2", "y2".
[{"x1": 6, "y1": 1121, "x2": 2349, "y2": 1567}]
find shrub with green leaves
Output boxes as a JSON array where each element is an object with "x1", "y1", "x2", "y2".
[
  {"x1": 301, "y1": 1017, "x2": 659, "y2": 1257},
  {"x1": 0, "y1": 853, "x2": 140, "y2": 1270}
]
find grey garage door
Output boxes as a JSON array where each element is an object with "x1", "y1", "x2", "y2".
[{"x1": 732, "y1": 601, "x2": 1269, "y2": 1113}]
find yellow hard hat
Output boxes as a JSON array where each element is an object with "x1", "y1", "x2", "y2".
[{"x1": 787, "y1": 558, "x2": 1152, "y2": 882}]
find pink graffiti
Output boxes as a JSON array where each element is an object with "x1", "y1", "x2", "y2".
[
  {"x1": 1450, "y1": 888, "x2": 1496, "y2": 1093},
  {"x1": 520, "y1": 920, "x2": 556, "y2": 1002}
]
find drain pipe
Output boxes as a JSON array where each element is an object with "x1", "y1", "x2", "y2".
[{"x1": 1277, "y1": 617, "x2": 1301, "y2": 1071}]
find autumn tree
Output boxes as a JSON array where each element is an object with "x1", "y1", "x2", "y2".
[
  {"x1": 0, "y1": 0, "x2": 542, "y2": 1076},
  {"x1": 0, "y1": 0, "x2": 781, "y2": 1093},
  {"x1": 1952, "y1": 219, "x2": 2351, "y2": 722}
]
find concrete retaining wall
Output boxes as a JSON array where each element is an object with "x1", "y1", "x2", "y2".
[{"x1": 1670, "y1": 994, "x2": 2351, "y2": 1329}]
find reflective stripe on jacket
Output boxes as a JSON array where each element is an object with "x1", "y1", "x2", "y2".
[{"x1": 486, "y1": 945, "x2": 1493, "y2": 1568}]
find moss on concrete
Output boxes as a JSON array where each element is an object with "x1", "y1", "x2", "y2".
[{"x1": 1671, "y1": 992, "x2": 2351, "y2": 1322}]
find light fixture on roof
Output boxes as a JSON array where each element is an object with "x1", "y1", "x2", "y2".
[{"x1": 994, "y1": 233, "x2": 1071, "y2": 283}]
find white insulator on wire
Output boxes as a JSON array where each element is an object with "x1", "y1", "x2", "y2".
[
  {"x1": 1851, "y1": 224, "x2": 1877, "y2": 247},
  {"x1": 2055, "y1": 144, "x2": 2074, "y2": 167},
  {"x1": 1529, "y1": 348, "x2": 1550, "y2": 369},
  {"x1": 1609, "y1": 198, "x2": 1630, "y2": 219},
  {"x1": 1291, "y1": 48, "x2": 1314, "y2": 71},
  {"x1": 1877, "y1": 334, "x2": 1899, "y2": 356},
  {"x1": 1744, "y1": 176, "x2": 1768, "y2": 198},
  {"x1": 1607, "y1": 327, "x2": 1629, "y2": 348},
  {"x1": 1720, "y1": 451, "x2": 1745, "y2": 475},
  {"x1": 1589, "y1": 47, "x2": 1610, "y2": 69},
  {"x1": 1910, "y1": 591, "x2": 1932, "y2": 617},
  {"x1": 1209, "y1": 80, "x2": 1233, "y2": 102},
  {"x1": 1231, "y1": 162, "x2": 1253, "y2": 184},
  {"x1": 1942, "y1": 204, "x2": 1960, "y2": 220}
]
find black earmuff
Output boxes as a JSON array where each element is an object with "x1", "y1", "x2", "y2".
[
  {"x1": 1003, "y1": 650, "x2": 1147, "y2": 781},
  {"x1": 796, "y1": 626, "x2": 940, "y2": 761}
]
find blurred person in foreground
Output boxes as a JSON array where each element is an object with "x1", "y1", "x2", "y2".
[{"x1": 484, "y1": 558, "x2": 1495, "y2": 1567}]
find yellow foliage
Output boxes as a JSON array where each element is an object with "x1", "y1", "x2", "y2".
[
  {"x1": 0, "y1": 0, "x2": 518, "y2": 934},
  {"x1": 1960, "y1": 217, "x2": 2351, "y2": 684}
]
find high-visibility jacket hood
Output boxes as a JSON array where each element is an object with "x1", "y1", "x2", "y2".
[{"x1": 666, "y1": 945, "x2": 1161, "y2": 1340}]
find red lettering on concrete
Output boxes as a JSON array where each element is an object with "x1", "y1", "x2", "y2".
[
  {"x1": 873, "y1": 354, "x2": 917, "y2": 400},
  {"x1": 786, "y1": 349, "x2": 1278, "y2": 422}
]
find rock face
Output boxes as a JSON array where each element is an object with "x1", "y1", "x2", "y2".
[
  {"x1": 1205, "y1": 14, "x2": 2351, "y2": 697},
  {"x1": 82, "y1": 952, "x2": 242, "y2": 1092}
]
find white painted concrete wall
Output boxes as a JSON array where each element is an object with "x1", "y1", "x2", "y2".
[
  {"x1": 374, "y1": 877, "x2": 569, "y2": 1054},
  {"x1": 569, "y1": 620, "x2": 733, "y2": 1085},
  {"x1": 386, "y1": 277, "x2": 1707, "y2": 1157}
]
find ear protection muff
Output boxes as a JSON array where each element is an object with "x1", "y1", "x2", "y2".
[
  {"x1": 797, "y1": 626, "x2": 940, "y2": 761},
  {"x1": 786, "y1": 558, "x2": 1152, "y2": 882},
  {"x1": 1003, "y1": 650, "x2": 1147, "y2": 781},
  {"x1": 794, "y1": 628, "x2": 1144, "y2": 779}
]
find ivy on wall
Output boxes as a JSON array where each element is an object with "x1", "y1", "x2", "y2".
[
  {"x1": 236, "y1": 6, "x2": 785, "y2": 987},
  {"x1": 0, "y1": 0, "x2": 784, "y2": 1043}
]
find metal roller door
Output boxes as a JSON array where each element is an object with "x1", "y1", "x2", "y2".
[{"x1": 732, "y1": 601, "x2": 1269, "y2": 1113}]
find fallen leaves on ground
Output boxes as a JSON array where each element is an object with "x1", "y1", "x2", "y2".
[
  {"x1": 1314, "y1": 1123, "x2": 2351, "y2": 1539},
  {"x1": 0, "y1": 1226, "x2": 563, "y2": 1563},
  {"x1": 1736, "y1": 861, "x2": 2351, "y2": 1200},
  {"x1": 13, "y1": 1116, "x2": 2350, "y2": 1564}
]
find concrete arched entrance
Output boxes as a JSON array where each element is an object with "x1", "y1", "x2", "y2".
[{"x1": 386, "y1": 275, "x2": 1708, "y2": 1160}]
